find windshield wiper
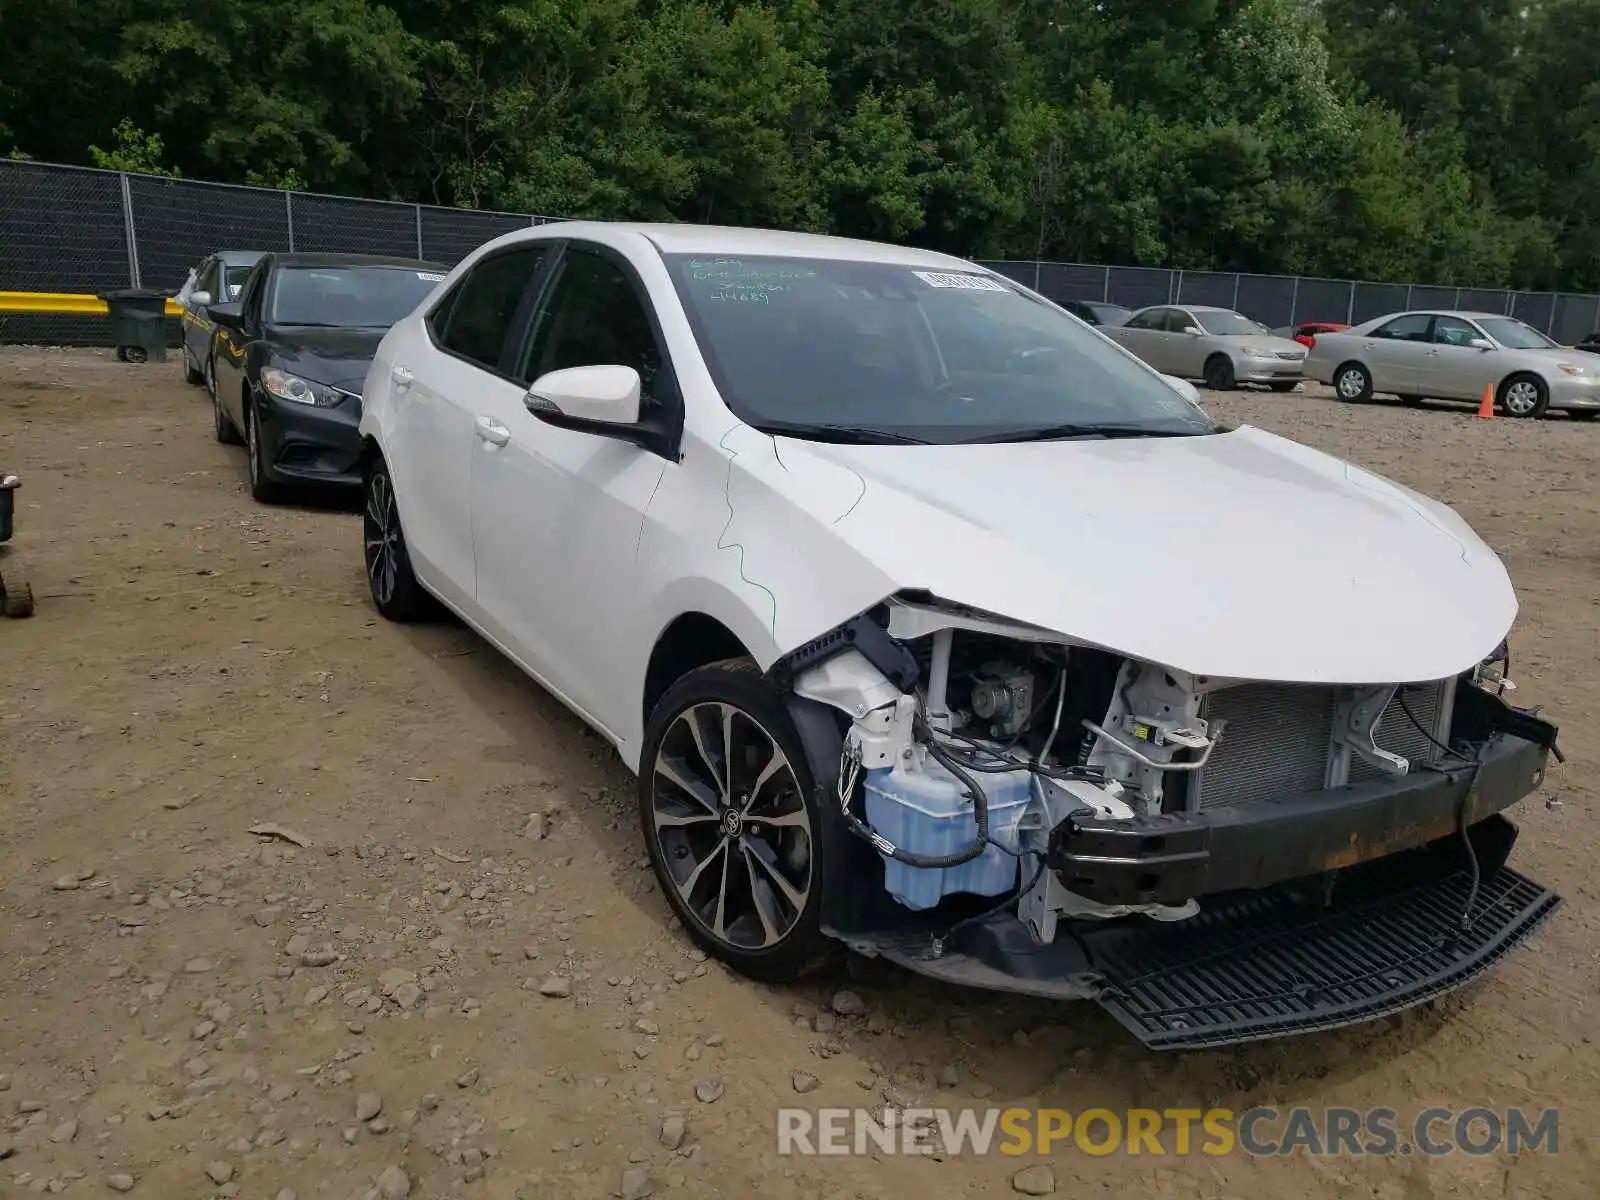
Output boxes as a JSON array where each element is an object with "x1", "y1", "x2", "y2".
[
  {"x1": 765, "y1": 423, "x2": 932, "y2": 446},
  {"x1": 966, "y1": 422, "x2": 1218, "y2": 444}
]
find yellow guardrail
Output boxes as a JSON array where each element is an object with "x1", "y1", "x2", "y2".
[{"x1": 0, "y1": 291, "x2": 184, "y2": 317}]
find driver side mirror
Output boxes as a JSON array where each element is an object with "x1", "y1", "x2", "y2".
[
  {"x1": 190, "y1": 290, "x2": 212, "y2": 309},
  {"x1": 207, "y1": 302, "x2": 244, "y2": 331},
  {"x1": 1182, "y1": 326, "x2": 1205, "y2": 336},
  {"x1": 1468, "y1": 338, "x2": 1494, "y2": 351},
  {"x1": 525, "y1": 365, "x2": 641, "y2": 426}
]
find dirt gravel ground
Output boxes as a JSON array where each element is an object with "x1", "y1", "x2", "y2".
[{"x1": 0, "y1": 346, "x2": 1596, "y2": 1199}]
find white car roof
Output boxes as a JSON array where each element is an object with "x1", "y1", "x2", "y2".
[{"x1": 534, "y1": 220, "x2": 980, "y2": 270}]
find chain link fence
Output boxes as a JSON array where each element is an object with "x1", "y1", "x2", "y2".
[
  {"x1": 0, "y1": 160, "x2": 558, "y2": 346},
  {"x1": 977, "y1": 261, "x2": 1600, "y2": 346},
  {"x1": 4, "y1": 158, "x2": 1598, "y2": 348}
]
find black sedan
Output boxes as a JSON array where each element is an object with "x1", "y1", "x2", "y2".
[{"x1": 206, "y1": 253, "x2": 447, "y2": 502}]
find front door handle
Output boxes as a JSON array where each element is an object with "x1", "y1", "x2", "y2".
[
  {"x1": 391, "y1": 365, "x2": 414, "y2": 390},
  {"x1": 475, "y1": 416, "x2": 511, "y2": 447}
]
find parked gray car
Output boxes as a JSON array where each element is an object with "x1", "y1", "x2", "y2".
[
  {"x1": 1102, "y1": 304, "x2": 1306, "y2": 390},
  {"x1": 1304, "y1": 310, "x2": 1600, "y2": 419},
  {"x1": 176, "y1": 251, "x2": 266, "y2": 388}
]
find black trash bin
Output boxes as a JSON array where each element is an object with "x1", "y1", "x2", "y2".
[
  {"x1": 98, "y1": 287, "x2": 171, "y2": 364},
  {"x1": 0, "y1": 473, "x2": 17, "y2": 543}
]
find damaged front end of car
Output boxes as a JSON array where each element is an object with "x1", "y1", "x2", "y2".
[{"x1": 767, "y1": 596, "x2": 1563, "y2": 1051}]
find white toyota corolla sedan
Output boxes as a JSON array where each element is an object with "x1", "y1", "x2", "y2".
[{"x1": 358, "y1": 223, "x2": 1561, "y2": 1050}]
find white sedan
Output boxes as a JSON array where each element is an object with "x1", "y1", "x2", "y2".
[{"x1": 357, "y1": 223, "x2": 1560, "y2": 1049}]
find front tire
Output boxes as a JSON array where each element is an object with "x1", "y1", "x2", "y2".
[
  {"x1": 1203, "y1": 355, "x2": 1236, "y2": 391},
  {"x1": 639, "y1": 662, "x2": 835, "y2": 983},
  {"x1": 184, "y1": 347, "x2": 204, "y2": 386},
  {"x1": 1498, "y1": 373, "x2": 1549, "y2": 418},
  {"x1": 363, "y1": 455, "x2": 436, "y2": 622},
  {"x1": 244, "y1": 400, "x2": 283, "y2": 504},
  {"x1": 1333, "y1": 362, "x2": 1374, "y2": 402}
]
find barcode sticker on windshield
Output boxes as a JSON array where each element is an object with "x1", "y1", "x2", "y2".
[
  {"x1": 417, "y1": 272, "x2": 446, "y2": 282},
  {"x1": 913, "y1": 271, "x2": 1006, "y2": 292}
]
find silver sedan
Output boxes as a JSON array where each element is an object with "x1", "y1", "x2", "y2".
[
  {"x1": 1304, "y1": 310, "x2": 1600, "y2": 419},
  {"x1": 1101, "y1": 304, "x2": 1307, "y2": 391}
]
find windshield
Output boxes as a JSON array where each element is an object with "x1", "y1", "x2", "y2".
[
  {"x1": 1478, "y1": 317, "x2": 1559, "y2": 350},
  {"x1": 1195, "y1": 310, "x2": 1266, "y2": 336},
  {"x1": 224, "y1": 264, "x2": 254, "y2": 300},
  {"x1": 270, "y1": 266, "x2": 442, "y2": 328},
  {"x1": 663, "y1": 254, "x2": 1213, "y2": 444}
]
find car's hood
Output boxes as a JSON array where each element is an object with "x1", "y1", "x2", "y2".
[
  {"x1": 1220, "y1": 334, "x2": 1305, "y2": 356},
  {"x1": 1518, "y1": 345, "x2": 1598, "y2": 365},
  {"x1": 268, "y1": 326, "x2": 388, "y2": 392},
  {"x1": 771, "y1": 426, "x2": 1515, "y2": 685}
]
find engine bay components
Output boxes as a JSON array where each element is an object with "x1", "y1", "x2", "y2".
[{"x1": 788, "y1": 599, "x2": 1546, "y2": 956}]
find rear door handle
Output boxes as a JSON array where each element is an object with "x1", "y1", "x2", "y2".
[
  {"x1": 474, "y1": 416, "x2": 511, "y2": 447},
  {"x1": 391, "y1": 365, "x2": 414, "y2": 389}
]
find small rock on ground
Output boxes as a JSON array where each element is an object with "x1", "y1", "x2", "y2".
[
  {"x1": 1011, "y1": 1165, "x2": 1057, "y2": 1195},
  {"x1": 204, "y1": 1160, "x2": 235, "y2": 1185},
  {"x1": 620, "y1": 1165, "x2": 654, "y2": 1199},
  {"x1": 694, "y1": 1079, "x2": 724, "y2": 1104},
  {"x1": 538, "y1": 976, "x2": 571, "y2": 998},
  {"x1": 356, "y1": 1092, "x2": 383, "y2": 1121},
  {"x1": 105, "y1": 1175, "x2": 136, "y2": 1193},
  {"x1": 659, "y1": 1114, "x2": 686, "y2": 1150},
  {"x1": 831, "y1": 989, "x2": 868, "y2": 1017},
  {"x1": 376, "y1": 1164, "x2": 411, "y2": 1199}
]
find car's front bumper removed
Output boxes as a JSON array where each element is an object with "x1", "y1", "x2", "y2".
[{"x1": 825, "y1": 686, "x2": 1563, "y2": 1050}]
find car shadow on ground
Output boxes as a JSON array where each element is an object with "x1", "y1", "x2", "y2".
[{"x1": 373, "y1": 593, "x2": 1471, "y2": 1119}]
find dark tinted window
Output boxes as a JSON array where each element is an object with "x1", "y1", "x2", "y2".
[
  {"x1": 240, "y1": 264, "x2": 267, "y2": 324},
  {"x1": 222, "y1": 263, "x2": 254, "y2": 299},
  {"x1": 519, "y1": 249, "x2": 663, "y2": 399},
  {"x1": 437, "y1": 248, "x2": 546, "y2": 370},
  {"x1": 1373, "y1": 313, "x2": 1432, "y2": 341},
  {"x1": 270, "y1": 265, "x2": 444, "y2": 328},
  {"x1": 664, "y1": 254, "x2": 1211, "y2": 443},
  {"x1": 1126, "y1": 308, "x2": 1166, "y2": 330}
]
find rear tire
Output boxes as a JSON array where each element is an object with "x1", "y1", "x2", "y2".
[
  {"x1": 1203, "y1": 355, "x2": 1236, "y2": 391},
  {"x1": 363, "y1": 454, "x2": 437, "y2": 622},
  {"x1": 3, "y1": 581, "x2": 34, "y2": 618},
  {"x1": 1498, "y1": 373, "x2": 1549, "y2": 419},
  {"x1": 639, "y1": 662, "x2": 836, "y2": 983},
  {"x1": 1333, "y1": 362, "x2": 1374, "y2": 402}
]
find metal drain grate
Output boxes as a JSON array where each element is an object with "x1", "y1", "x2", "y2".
[{"x1": 1084, "y1": 856, "x2": 1560, "y2": 1050}]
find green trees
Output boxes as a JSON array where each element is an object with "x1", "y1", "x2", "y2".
[{"x1": 0, "y1": 0, "x2": 1592, "y2": 289}]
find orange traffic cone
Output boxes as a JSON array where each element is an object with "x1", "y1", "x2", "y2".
[{"x1": 1475, "y1": 384, "x2": 1495, "y2": 419}]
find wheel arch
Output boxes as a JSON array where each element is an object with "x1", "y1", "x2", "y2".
[{"x1": 642, "y1": 611, "x2": 755, "y2": 729}]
